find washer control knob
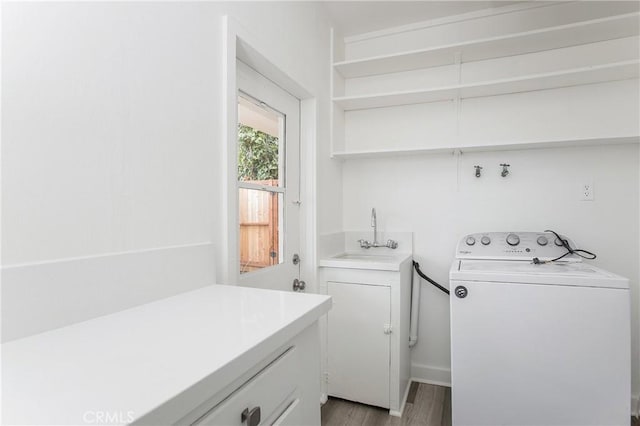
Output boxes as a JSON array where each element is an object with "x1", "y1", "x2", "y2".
[
  {"x1": 481, "y1": 236, "x2": 491, "y2": 245},
  {"x1": 506, "y1": 233, "x2": 520, "y2": 246},
  {"x1": 537, "y1": 236, "x2": 548, "y2": 246},
  {"x1": 555, "y1": 238, "x2": 565, "y2": 247},
  {"x1": 465, "y1": 236, "x2": 476, "y2": 246}
]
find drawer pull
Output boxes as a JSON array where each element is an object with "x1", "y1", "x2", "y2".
[{"x1": 241, "y1": 406, "x2": 261, "y2": 426}]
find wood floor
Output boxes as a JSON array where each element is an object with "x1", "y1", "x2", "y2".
[
  {"x1": 322, "y1": 382, "x2": 640, "y2": 426},
  {"x1": 321, "y1": 382, "x2": 451, "y2": 426}
]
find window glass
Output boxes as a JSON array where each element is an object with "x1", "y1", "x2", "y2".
[{"x1": 237, "y1": 94, "x2": 285, "y2": 274}]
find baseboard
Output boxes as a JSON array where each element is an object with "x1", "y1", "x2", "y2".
[
  {"x1": 389, "y1": 380, "x2": 413, "y2": 417},
  {"x1": 632, "y1": 393, "x2": 639, "y2": 416},
  {"x1": 411, "y1": 363, "x2": 451, "y2": 387}
]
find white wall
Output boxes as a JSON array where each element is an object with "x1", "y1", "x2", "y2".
[
  {"x1": 1, "y1": 2, "x2": 338, "y2": 340},
  {"x1": 2, "y1": 2, "x2": 218, "y2": 265},
  {"x1": 342, "y1": 143, "x2": 640, "y2": 400}
]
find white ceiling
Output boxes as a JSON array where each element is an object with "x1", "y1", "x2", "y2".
[{"x1": 324, "y1": 1, "x2": 521, "y2": 37}]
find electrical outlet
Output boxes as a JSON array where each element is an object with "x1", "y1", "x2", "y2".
[{"x1": 581, "y1": 181, "x2": 594, "y2": 201}]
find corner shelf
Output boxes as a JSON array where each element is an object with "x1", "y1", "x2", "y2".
[
  {"x1": 333, "y1": 12, "x2": 640, "y2": 79},
  {"x1": 331, "y1": 136, "x2": 640, "y2": 160},
  {"x1": 333, "y1": 60, "x2": 640, "y2": 111}
]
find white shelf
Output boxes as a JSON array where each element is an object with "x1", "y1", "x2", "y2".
[
  {"x1": 333, "y1": 60, "x2": 640, "y2": 111},
  {"x1": 331, "y1": 136, "x2": 640, "y2": 160},
  {"x1": 334, "y1": 12, "x2": 640, "y2": 79}
]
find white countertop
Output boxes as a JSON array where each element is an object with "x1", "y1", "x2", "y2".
[
  {"x1": 1, "y1": 285, "x2": 331, "y2": 425},
  {"x1": 319, "y1": 252, "x2": 412, "y2": 271}
]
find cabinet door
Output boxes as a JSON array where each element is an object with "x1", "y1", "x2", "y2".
[{"x1": 327, "y1": 281, "x2": 390, "y2": 408}]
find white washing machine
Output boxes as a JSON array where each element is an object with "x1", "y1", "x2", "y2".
[{"x1": 449, "y1": 231, "x2": 630, "y2": 426}]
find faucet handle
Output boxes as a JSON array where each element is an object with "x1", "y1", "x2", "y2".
[{"x1": 386, "y1": 240, "x2": 398, "y2": 249}]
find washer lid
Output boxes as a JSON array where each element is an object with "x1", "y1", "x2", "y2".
[{"x1": 451, "y1": 260, "x2": 628, "y2": 289}]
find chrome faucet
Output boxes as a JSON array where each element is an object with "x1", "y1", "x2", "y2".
[
  {"x1": 371, "y1": 208, "x2": 377, "y2": 245},
  {"x1": 358, "y1": 208, "x2": 398, "y2": 249}
]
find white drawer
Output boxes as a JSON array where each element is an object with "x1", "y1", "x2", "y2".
[
  {"x1": 271, "y1": 398, "x2": 301, "y2": 426},
  {"x1": 193, "y1": 347, "x2": 299, "y2": 426}
]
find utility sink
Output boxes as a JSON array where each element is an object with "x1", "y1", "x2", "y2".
[
  {"x1": 333, "y1": 253, "x2": 397, "y2": 261},
  {"x1": 319, "y1": 252, "x2": 412, "y2": 271}
]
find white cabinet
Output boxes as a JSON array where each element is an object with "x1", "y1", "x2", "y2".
[
  {"x1": 1, "y1": 285, "x2": 331, "y2": 426},
  {"x1": 271, "y1": 398, "x2": 302, "y2": 426},
  {"x1": 327, "y1": 282, "x2": 391, "y2": 407},
  {"x1": 175, "y1": 322, "x2": 322, "y2": 426},
  {"x1": 320, "y1": 257, "x2": 412, "y2": 415},
  {"x1": 193, "y1": 347, "x2": 300, "y2": 425}
]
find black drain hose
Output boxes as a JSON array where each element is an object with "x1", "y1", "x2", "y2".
[{"x1": 413, "y1": 261, "x2": 450, "y2": 296}]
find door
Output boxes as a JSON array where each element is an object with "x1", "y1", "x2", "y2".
[
  {"x1": 236, "y1": 61, "x2": 300, "y2": 291},
  {"x1": 450, "y1": 280, "x2": 630, "y2": 426},
  {"x1": 327, "y1": 281, "x2": 391, "y2": 408}
]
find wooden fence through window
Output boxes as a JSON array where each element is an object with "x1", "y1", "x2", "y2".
[{"x1": 239, "y1": 180, "x2": 279, "y2": 273}]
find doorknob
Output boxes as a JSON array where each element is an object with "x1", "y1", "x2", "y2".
[{"x1": 293, "y1": 279, "x2": 306, "y2": 292}]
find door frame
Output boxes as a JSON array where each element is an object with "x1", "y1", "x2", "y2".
[{"x1": 221, "y1": 15, "x2": 318, "y2": 289}]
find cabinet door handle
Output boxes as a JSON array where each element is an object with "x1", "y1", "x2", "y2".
[
  {"x1": 241, "y1": 406, "x2": 261, "y2": 426},
  {"x1": 383, "y1": 324, "x2": 392, "y2": 334}
]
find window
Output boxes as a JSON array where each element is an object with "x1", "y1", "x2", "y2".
[{"x1": 237, "y1": 93, "x2": 285, "y2": 274}]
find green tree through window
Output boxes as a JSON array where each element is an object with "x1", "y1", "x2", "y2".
[{"x1": 238, "y1": 124, "x2": 279, "y2": 181}]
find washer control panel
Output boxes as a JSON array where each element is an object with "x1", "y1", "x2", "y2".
[{"x1": 456, "y1": 232, "x2": 578, "y2": 261}]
